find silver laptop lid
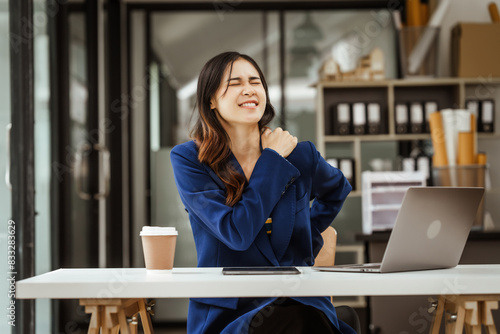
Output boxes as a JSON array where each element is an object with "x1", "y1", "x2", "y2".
[{"x1": 380, "y1": 187, "x2": 484, "y2": 273}]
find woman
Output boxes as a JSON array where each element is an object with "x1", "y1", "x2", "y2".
[{"x1": 170, "y1": 51, "x2": 354, "y2": 334}]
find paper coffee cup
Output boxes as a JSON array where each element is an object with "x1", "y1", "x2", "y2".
[{"x1": 140, "y1": 226, "x2": 178, "y2": 270}]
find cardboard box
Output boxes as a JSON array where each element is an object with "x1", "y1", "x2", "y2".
[{"x1": 451, "y1": 23, "x2": 500, "y2": 77}]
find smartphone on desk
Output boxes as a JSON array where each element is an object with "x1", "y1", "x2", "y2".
[{"x1": 222, "y1": 266, "x2": 301, "y2": 275}]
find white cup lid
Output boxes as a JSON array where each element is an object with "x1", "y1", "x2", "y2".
[{"x1": 140, "y1": 226, "x2": 178, "y2": 236}]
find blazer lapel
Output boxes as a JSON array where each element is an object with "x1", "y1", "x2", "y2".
[
  {"x1": 254, "y1": 228, "x2": 279, "y2": 266},
  {"x1": 270, "y1": 185, "x2": 296, "y2": 261}
]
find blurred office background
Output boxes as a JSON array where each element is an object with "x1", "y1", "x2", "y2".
[{"x1": 2, "y1": 1, "x2": 499, "y2": 333}]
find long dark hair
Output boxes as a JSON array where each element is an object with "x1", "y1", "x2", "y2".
[{"x1": 191, "y1": 51, "x2": 275, "y2": 206}]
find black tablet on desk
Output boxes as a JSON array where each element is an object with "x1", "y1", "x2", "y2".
[{"x1": 222, "y1": 266, "x2": 301, "y2": 275}]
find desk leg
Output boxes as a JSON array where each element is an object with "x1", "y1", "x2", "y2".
[
  {"x1": 444, "y1": 299, "x2": 466, "y2": 334},
  {"x1": 430, "y1": 296, "x2": 500, "y2": 334},
  {"x1": 105, "y1": 305, "x2": 133, "y2": 334},
  {"x1": 84, "y1": 305, "x2": 101, "y2": 334},
  {"x1": 114, "y1": 305, "x2": 132, "y2": 334},
  {"x1": 463, "y1": 301, "x2": 481, "y2": 334},
  {"x1": 102, "y1": 305, "x2": 118, "y2": 334},
  {"x1": 123, "y1": 303, "x2": 140, "y2": 334},
  {"x1": 431, "y1": 295, "x2": 445, "y2": 334},
  {"x1": 483, "y1": 301, "x2": 499, "y2": 334},
  {"x1": 80, "y1": 298, "x2": 154, "y2": 334},
  {"x1": 138, "y1": 298, "x2": 154, "y2": 334}
]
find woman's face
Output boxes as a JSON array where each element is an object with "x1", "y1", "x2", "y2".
[{"x1": 210, "y1": 58, "x2": 267, "y2": 127}]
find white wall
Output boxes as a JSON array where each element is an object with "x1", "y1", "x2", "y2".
[{"x1": 438, "y1": 0, "x2": 500, "y2": 77}]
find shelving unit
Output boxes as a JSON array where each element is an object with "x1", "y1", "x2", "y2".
[{"x1": 316, "y1": 78, "x2": 500, "y2": 195}]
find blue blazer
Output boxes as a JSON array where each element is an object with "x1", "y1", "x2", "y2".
[{"x1": 171, "y1": 140, "x2": 353, "y2": 334}]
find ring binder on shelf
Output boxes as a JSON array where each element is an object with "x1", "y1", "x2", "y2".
[
  {"x1": 332, "y1": 103, "x2": 351, "y2": 135},
  {"x1": 339, "y1": 158, "x2": 355, "y2": 190},
  {"x1": 326, "y1": 158, "x2": 339, "y2": 169},
  {"x1": 395, "y1": 103, "x2": 409, "y2": 134},
  {"x1": 466, "y1": 100, "x2": 479, "y2": 132},
  {"x1": 410, "y1": 102, "x2": 424, "y2": 133},
  {"x1": 367, "y1": 103, "x2": 382, "y2": 134},
  {"x1": 466, "y1": 100, "x2": 479, "y2": 118},
  {"x1": 480, "y1": 100, "x2": 495, "y2": 133},
  {"x1": 352, "y1": 102, "x2": 367, "y2": 135}
]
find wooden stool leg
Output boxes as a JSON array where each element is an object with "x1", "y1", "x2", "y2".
[
  {"x1": 482, "y1": 301, "x2": 499, "y2": 334},
  {"x1": 80, "y1": 299, "x2": 155, "y2": 334},
  {"x1": 464, "y1": 301, "x2": 481, "y2": 334},
  {"x1": 123, "y1": 301, "x2": 141, "y2": 334},
  {"x1": 116, "y1": 307, "x2": 131, "y2": 334},
  {"x1": 103, "y1": 306, "x2": 121, "y2": 334},
  {"x1": 128, "y1": 315, "x2": 139, "y2": 334},
  {"x1": 444, "y1": 300, "x2": 466, "y2": 334},
  {"x1": 138, "y1": 299, "x2": 154, "y2": 334},
  {"x1": 431, "y1": 296, "x2": 446, "y2": 334},
  {"x1": 432, "y1": 296, "x2": 500, "y2": 334},
  {"x1": 84, "y1": 305, "x2": 102, "y2": 334}
]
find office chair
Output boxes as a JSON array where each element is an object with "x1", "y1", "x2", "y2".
[{"x1": 315, "y1": 226, "x2": 362, "y2": 334}]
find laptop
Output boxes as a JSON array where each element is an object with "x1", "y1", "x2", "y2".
[{"x1": 313, "y1": 187, "x2": 484, "y2": 273}]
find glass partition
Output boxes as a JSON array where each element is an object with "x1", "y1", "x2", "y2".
[
  {"x1": 33, "y1": 0, "x2": 52, "y2": 332},
  {"x1": 0, "y1": 2, "x2": 12, "y2": 332}
]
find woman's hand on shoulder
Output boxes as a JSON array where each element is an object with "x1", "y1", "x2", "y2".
[{"x1": 261, "y1": 127, "x2": 298, "y2": 158}]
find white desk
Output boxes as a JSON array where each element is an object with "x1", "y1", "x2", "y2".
[
  {"x1": 16, "y1": 265, "x2": 500, "y2": 299},
  {"x1": 16, "y1": 265, "x2": 500, "y2": 333}
]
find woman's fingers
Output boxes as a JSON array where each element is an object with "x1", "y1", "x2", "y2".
[{"x1": 261, "y1": 128, "x2": 297, "y2": 158}]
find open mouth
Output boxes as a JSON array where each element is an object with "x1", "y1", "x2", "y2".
[{"x1": 239, "y1": 101, "x2": 258, "y2": 107}]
